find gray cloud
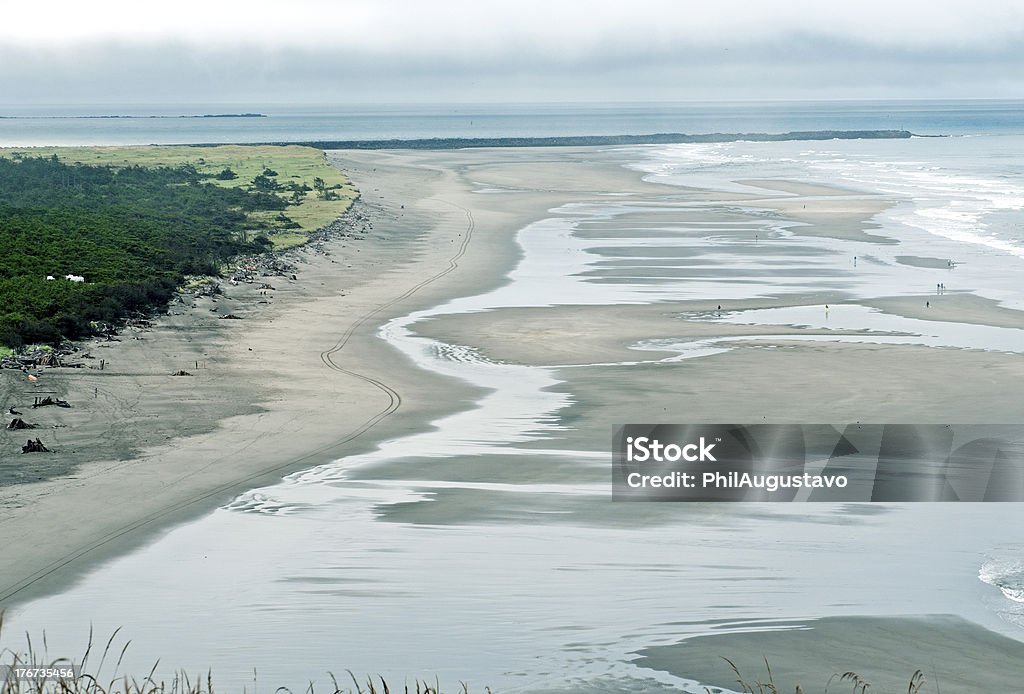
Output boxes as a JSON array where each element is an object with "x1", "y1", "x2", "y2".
[{"x1": 2, "y1": 2, "x2": 1024, "y2": 104}]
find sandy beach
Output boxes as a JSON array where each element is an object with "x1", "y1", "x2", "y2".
[
  {"x1": 0, "y1": 147, "x2": 684, "y2": 606},
  {"x1": 4, "y1": 144, "x2": 1024, "y2": 692},
  {"x1": 0, "y1": 150, "x2": 527, "y2": 606}
]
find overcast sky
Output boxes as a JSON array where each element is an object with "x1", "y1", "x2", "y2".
[{"x1": 2, "y1": 0, "x2": 1023, "y2": 104}]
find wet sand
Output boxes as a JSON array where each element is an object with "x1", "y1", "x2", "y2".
[
  {"x1": 0, "y1": 149, "x2": 556, "y2": 607},
  {"x1": 3, "y1": 146, "x2": 1024, "y2": 690},
  {"x1": 636, "y1": 615, "x2": 1024, "y2": 693}
]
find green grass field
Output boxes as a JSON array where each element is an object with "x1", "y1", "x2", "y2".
[{"x1": 0, "y1": 144, "x2": 358, "y2": 248}]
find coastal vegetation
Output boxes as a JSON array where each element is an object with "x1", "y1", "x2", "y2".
[
  {"x1": 1, "y1": 145, "x2": 356, "y2": 238},
  {"x1": 0, "y1": 145, "x2": 356, "y2": 348}
]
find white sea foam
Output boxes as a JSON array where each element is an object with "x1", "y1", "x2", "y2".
[
  {"x1": 809, "y1": 154, "x2": 1024, "y2": 261},
  {"x1": 980, "y1": 559, "x2": 1024, "y2": 604}
]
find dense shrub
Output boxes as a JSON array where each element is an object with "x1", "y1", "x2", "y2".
[{"x1": 0, "y1": 156, "x2": 278, "y2": 346}]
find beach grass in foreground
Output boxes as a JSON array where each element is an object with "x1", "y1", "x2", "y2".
[
  {"x1": 0, "y1": 614, "x2": 481, "y2": 694},
  {"x1": 0, "y1": 632, "x2": 930, "y2": 694},
  {"x1": 0, "y1": 612, "x2": 945, "y2": 694}
]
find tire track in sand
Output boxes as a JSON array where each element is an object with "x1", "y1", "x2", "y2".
[{"x1": 0, "y1": 199, "x2": 476, "y2": 605}]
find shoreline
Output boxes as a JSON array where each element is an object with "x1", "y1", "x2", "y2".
[
  {"x1": 0, "y1": 149, "x2": 555, "y2": 610},
  {"x1": 1, "y1": 146, "x2": 665, "y2": 613},
  {"x1": 231, "y1": 128, "x2": 916, "y2": 150},
  {"x1": 636, "y1": 614, "x2": 1024, "y2": 693},
  {"x1": 4, "y1": 144, "x2": 1024, "y2": 689}
]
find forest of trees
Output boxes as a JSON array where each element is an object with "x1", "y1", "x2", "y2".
[{"x1": 0, "y1": 155, "x2": 282, "y2": 347}]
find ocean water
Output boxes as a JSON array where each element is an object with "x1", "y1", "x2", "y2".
[
  {"x1": 5, "y1": 104, "x2": 1024, "y2": 691},
  {"x1": 0, "y1": 99, "x2": 1023, "y2": 146},
  {"x1": 630, "y1": 135, "x2": 1024, "y2": 306}
]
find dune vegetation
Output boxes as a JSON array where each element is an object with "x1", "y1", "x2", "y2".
[{"x1": 0, "y1": 145, "x2": 356, "y2": 348}]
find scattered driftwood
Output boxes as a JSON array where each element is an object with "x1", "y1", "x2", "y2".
[
  {"x1": 8, "y1": 418, "x2": 35, "y2": 430},
  {"x1": 220, "y1": 313, "x2": 242, "y2": 320},
  {"x1": 226, "y1": 255, "x2": 296, "y2": 286},
  {"x1": 22, "y1": 438, "x2": 49, "y2": 453},
  {"x1": 32, "y1": 396, "x2": 71, "y2": 409},
  {"x1": 1, "y1": 344, "x2": 79, "y2": 370},
  {"x1": 172, "y1": 370, "x2": 193, "y2": 376},
  {"x1": 183, "y1": 280, "x2": 223, "y2": 300}
]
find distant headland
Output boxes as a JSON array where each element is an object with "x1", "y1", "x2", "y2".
[
  {"x1": 251, "y1": 129, "x2": 919, "y2": 150},
  {"x1": 0, "y1": 113, "x2": 267, "y2": 119}
]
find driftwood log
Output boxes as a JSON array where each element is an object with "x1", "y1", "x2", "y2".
[
  {"x1": 32, "y1": 396, "x2": 72, "y2": 409},
  {"x1": 22, "y1": 438, "x2": 49, "y2": 453}
]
